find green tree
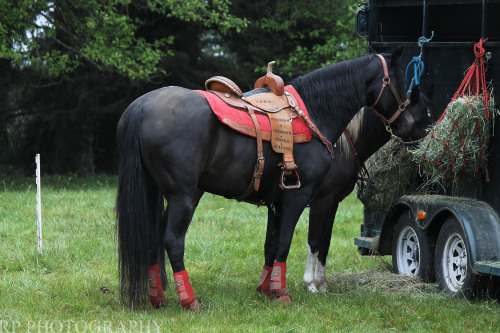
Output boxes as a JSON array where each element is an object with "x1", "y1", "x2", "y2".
[
  {"x1": 0, "y1": 0, "x2": 248, "y2": 174},
  {"x1": 225, "y1": 0, "x2": 364, "y2": 83},
  {"x1": 0, "y1": 0, "x2": 363, "y2": 174},
  {"x1": 1, "y1": 0, "x2": 247, "y2": 80}
]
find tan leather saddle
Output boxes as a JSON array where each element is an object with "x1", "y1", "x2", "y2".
[{"x1": 205, "y1": 62, "x2": 333, "y2": 197}]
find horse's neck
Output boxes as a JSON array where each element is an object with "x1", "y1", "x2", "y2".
[
  {"x1": 291, "y1": 57, "x2": 369, "y2": 144},
  {"x1": 344, "y1": 108, "x2": 390, "y2": 162}
]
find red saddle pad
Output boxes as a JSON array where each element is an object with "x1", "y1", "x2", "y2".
[{"x1": 196, "y1": 85, "x2": 312, "y2": 143}]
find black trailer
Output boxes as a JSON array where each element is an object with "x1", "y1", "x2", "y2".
[{"x1": 354, "y1": 0, "x2": 500, "y2": 298}]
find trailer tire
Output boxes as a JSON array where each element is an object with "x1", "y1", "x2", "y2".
[
  {"x1": 435, "y1": 217, "x2": 483, "y2": 299},
  {"x1": 392, "y1": 212, "x2": 434, "y2": 281}
]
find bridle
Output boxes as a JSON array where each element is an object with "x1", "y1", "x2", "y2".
[
  {"x1": 367, "y1": 54, "x2": 410, "y2": 125},
  {"x1": 367, "y1": 54, "x2": 424, "y2": 145}
]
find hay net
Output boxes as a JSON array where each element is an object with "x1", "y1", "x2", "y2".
[{"x1": 413, "y1": 39, "x2": 497, "y2": 187}]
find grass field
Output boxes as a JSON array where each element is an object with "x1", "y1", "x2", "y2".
[{"x1": 1, "y1": 174, "x2": 499, "y2": 332}]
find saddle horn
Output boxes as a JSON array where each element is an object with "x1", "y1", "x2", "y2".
[{"x1": 254, "y1": 61, "x2": 285, "y2": 96}]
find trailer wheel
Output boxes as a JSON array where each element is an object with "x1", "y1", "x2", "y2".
[
  {"x1": 435, "y1": 217, "x2": 482, "y2": 298},
  {"x1": 392, "y1": 212, "x2": 434, "y2": 281}
]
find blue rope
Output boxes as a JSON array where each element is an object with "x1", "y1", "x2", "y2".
[{"x1": 405, "y1": 31, "x2": 434, "y2": 95}]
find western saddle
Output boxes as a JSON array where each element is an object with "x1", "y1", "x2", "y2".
[{"x1": 205, "y1": 62, "x2": 333, "y2": 198}]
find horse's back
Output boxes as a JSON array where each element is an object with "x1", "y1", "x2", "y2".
[
  {"x1": 139, "y1": 86, "x2": 213, "y2": 134},
  {"x1": 122, "y1": 86, "x2": 264, "y2": 197}
]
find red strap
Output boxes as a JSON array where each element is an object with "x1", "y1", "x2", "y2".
[
  {"x1": 344, "y1": 129, "x2": 358, "y2": 157},
  {"x1": 439, "y1": 38, "x2": 490, "y2": 123}
]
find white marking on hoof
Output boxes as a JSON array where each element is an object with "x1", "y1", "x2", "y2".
[
  {"x1": 303, "y1": 245, "x2": 320, "y2": 293},
  {"x1": 315, "y1": 260, "x2": 327, "y2": 293}
]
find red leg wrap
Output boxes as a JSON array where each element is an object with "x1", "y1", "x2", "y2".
[
  {"x1": 269, "y1": 262, "x2": 292, "y2": 303},
  {"x1": 173, "y1": 270, "x2": 200, "y2": 311},
  {"x1": 256, "y1": 266, "x2": 273, "y2": 295},
  {"x1": 148, "y1": 265, "x2": 166, "y2": 308}
]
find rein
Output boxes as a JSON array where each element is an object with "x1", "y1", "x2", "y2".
[{"x1": 344, "y1": 129, "x2": 370, "y2": 181}]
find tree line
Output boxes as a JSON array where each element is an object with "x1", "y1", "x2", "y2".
[{"x1": 0, "y1": 0, "x2": 363, "y2": 175}]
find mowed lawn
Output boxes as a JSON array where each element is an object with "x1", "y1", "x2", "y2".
[{"x1": 0, "y1": 174, "x2": 499, "y2": 332}]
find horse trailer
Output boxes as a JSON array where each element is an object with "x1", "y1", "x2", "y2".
[{"x1": 354, "y1": 0, "x2": 500, "y2": 298}]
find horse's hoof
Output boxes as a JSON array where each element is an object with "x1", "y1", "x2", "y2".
[
  {"x1": 150, "y1": 296, "x2": 167, "y2": 308},
  {"x1": 308, "y1": 286, "x2": 319, "y2": 293},
  {"x1": 269, "y1": 288, "x2": 292, "y2": 303},
  {"x1": 318, "y1": 283, "x2": 327, "y2": 293},
  {"x1": 273, "y1": 293, "x2": 292, "y2": 303},
  {"x1": 149, "y1": 291, "x2": 167, "y2": 308},
  {"x1": 182, "y1": 299, "x2": 200, "y2": 312},
  {"x1": 303, "y1": 282, "x2": 318, "y2": 293}
]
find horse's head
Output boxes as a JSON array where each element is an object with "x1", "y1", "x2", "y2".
[
  {"x1": 365, "y1": 46, "x2": 433, "y2": 140},
  {"x1": 399, "y1": 84, "x2": 434, "y2": 140}
]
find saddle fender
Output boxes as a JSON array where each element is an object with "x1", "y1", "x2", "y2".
[{"x1": 377, "y1": 195, "x2": 500, "y2": 268}]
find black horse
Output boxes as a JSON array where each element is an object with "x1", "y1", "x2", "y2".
[
  {"x1": 116, "y1": 47, "x2": 430, "y2": 310},
  {"x1": 299, "y1": 87, "x2": 433, "y2": 292}
]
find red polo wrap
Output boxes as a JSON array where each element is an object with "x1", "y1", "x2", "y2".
[
  {"x1": 148, "y1": 265, "x2": 166, "y2": 308},
  {"x1": 173, "y1": 270, "x2": 200, "y2": 311},
  {"x1": 269, "y1": 262, "x2": 292, "y2": 303},
  {"x1": 256, "y1": 266, "x2": 273, "y2": 295}
]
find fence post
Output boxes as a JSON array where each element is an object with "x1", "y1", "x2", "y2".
[{"x1": 36, "y1": 154, "x2": 42, "y2": 254}]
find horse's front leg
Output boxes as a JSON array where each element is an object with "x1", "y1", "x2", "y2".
[
  {"x1": 304, "y1": 196, "x2": 339, "y2": 293},
  {"x1": 268, "y1": 191, "x2": 313, "y2": 303},
  {"x1": 256, "y1": 202, "x2": 281, "y2": 295}
]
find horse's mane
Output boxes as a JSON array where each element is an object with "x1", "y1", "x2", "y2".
[
  {"x1": 289, "y1": 55, "x2": 372, "y2": 135},
  {"x1": 338, "y1": 107, "x2": 387, "y2": 162}
]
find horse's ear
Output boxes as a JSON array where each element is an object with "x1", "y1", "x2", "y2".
[
  {"x1": 391, "y1": 45, "x2": 404, "y2": 64},
  {"x1": 367, "y1": 43, "x2": 377, "y2": 54},
  {"x1": 426, "y1": 84, "x2": 434, "y2": 98},
  {"x1": 410, "y1": 85, "x2": 420, "y2": 104}
]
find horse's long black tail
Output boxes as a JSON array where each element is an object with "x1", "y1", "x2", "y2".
[{"x1": 116, "y1": 105, "x2": 159, "y2": 308}]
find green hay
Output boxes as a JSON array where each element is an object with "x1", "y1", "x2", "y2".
[
  {"x1": 357, "y1": 140, "x2": 424, "y2": 213},
  {"x1": 357, "y1": 93, "x2": 498, "y2": 213},
  {"x1": 412, "y1": 94, "x2": 497, "y2": 189}
]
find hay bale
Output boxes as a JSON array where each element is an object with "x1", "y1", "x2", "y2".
[
  {"x1": 412, "y1": 95, "x2": 497, "y2": 189},
  {"x1": 357, "y1": 140, "x2": 423, "y2": 213}
]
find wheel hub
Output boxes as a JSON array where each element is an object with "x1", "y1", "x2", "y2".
[
  {"x1": 396, "y1": 226, "x2": 420, "y2": 276},
  {"x1": 443, "y1": 232, "x2": 467, "y2": 292}
]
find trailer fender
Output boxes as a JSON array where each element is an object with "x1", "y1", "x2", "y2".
[{"x1": 377, "y1": 195, "x2": 500, "y2": 266}]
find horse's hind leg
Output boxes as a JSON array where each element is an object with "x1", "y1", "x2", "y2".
[
  {"x1": 163, "y1": 190, "x2": 204, "y2": 311},
  {"x1": 157, "y1": 204, "x2": 168, "y2": 291}
]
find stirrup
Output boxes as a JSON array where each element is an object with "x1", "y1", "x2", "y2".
[{"x1": 279, "y1": 166, "x2": 301, "y2": 190}]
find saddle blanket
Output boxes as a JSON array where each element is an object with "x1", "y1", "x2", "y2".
[{"x1": 196, "y1": 85, "x2": 312, "y2": 143}]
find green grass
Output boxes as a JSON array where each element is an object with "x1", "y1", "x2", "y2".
[{"x1": 1, "y1": 174, "x2": 499, "y2": 332}]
